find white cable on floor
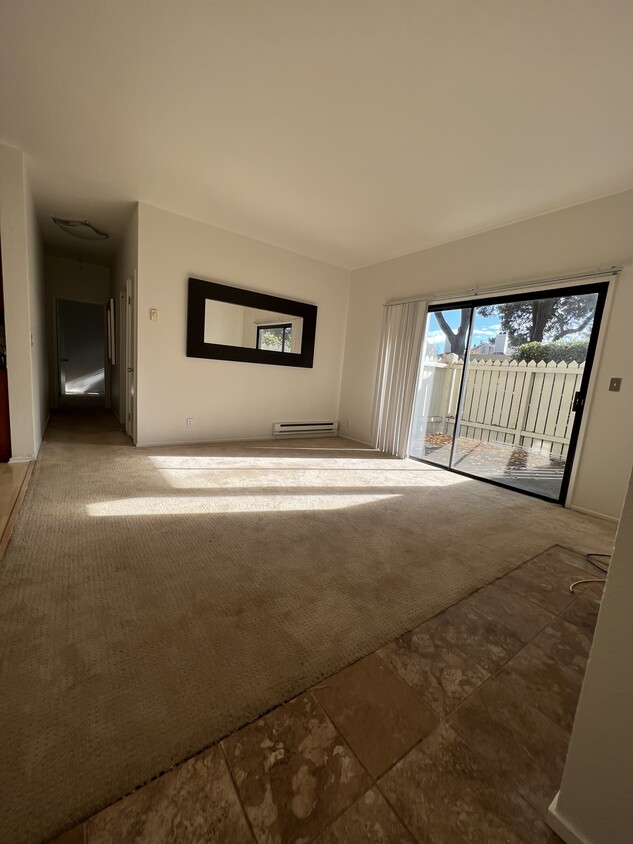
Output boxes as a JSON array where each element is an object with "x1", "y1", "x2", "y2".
[{"x1": 569, "y1": 553, "x2": 611, "y2": 594}]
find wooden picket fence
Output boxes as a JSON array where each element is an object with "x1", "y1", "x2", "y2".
[{"x1": 414, "y1": 356, "x2": 585, "y2": 459}]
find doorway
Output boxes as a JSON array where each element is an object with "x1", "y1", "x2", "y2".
[
  {"x1": 57, "y1": 299, "x2": 106, "y2": 407},
  {"x1": 124, "y1": 273, "x2": 137, "y2": 441},
  {"x1": 408, "y1": 282, "x2": 608, "y2": 503}
]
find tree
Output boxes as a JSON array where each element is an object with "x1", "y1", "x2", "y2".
[
  {"x1": 434, "y1": 309, "x2": 470, "y2": 358},
  {"x1": 479, "y1": 294, "x2": 597, "y2": 346},
  {"x1": 513, "y1": 339, "x2": 589, "y2": 364}
]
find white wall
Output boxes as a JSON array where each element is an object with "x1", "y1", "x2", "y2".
[
  {"x1": 135, "y1": 203, "x2": 350, "y2": 446},
  {"x1": 548, "y1": 468, "x2": 633, "y2": 844},
  {"x1": 0, "y1": 144, "x2": 48, "y2": 459},
  {"x1": 571, "y1": 266, "x2": 633, "y2": 519},
  {"x1": 25, "y1": 168, "x2": 48, "y2": 447},
  {"x1": 339, "y1": 190, "x2": 633, "y2": 519},
  {"x1": 44, "y1": 254, "x2": 110, "y2": 409},
  {"x1": 111, "y1": 207, "x2": 138, "y2": 423}
]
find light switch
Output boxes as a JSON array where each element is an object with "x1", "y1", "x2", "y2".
[
  {"x1": 609, "y1": 377, "x2": 622, "y2": 392},
  {"x1": 150, "y1": 308, "x2": 159, "y2": 321}
]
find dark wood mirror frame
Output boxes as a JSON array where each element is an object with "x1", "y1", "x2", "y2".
[{"x1": 186, "y1": 277, "x2": 317, "y2": 368}]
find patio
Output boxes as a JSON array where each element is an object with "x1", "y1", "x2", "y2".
[{"x1": 412, "y1": 434, "x2": 566, "y2": 499}]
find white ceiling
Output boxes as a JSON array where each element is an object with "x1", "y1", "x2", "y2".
[{"x1": 2, "y1": 0, "x2": 633, "y2": 269}]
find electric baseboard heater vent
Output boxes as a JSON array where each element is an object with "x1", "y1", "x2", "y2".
[{"x1": 272, "y1": 421, "x2": 338, "y2": 437}]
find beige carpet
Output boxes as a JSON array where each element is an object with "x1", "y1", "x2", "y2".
[{"x1": 0, "y1": 412, "x2": 616, "y2": 843}]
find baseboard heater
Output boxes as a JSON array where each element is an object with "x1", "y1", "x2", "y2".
[{"x1": 272, "y1": 421, "x2": 339, "y2": 437}]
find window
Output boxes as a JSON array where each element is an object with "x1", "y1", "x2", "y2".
[{"x1": 256, "y1": 323, "x2": 292, "y2": 353}]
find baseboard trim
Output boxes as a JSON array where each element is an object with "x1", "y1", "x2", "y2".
[
  {"x1": 9, "y1": 414, "x2": 49, "y2": 463},
  {"x1": 338, "y1": 434, "x2": 375, "y2": 447},
  {"x1": 135, "y1": 433, "x2": 358, "y2": 449},
  {"x1": 567, "y1": 504, "x2": 619, "y2": 524},
  {"x1": 136, "y1": 434, "x2": 279, "y2": 448},
  {"x1": 547, "y1": 793, "x2": 594, "y2": 844}
]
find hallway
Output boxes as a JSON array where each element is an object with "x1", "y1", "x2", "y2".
[{"x1": 44, "y1": 408, "x2": 132, "y2": 447}]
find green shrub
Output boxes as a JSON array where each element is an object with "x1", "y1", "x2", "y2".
[{"x1": 512, "y1": 339, "x2": 589, "y2": 364}]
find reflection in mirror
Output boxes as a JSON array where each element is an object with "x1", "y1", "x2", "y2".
[
  {"x1": 187, "y1": 277, "x2": 317, "y2": 368},
  {"x1": 203, "y1": 301, "x2": 303, "y2": 353}
]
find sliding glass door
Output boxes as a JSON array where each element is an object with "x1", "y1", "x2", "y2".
[
  {"x1": 409, "y1": 282, "x2": 608, "y2": 502},
  {"x1": 409, "y1": 307, "x2": 468, "y2": 467}
]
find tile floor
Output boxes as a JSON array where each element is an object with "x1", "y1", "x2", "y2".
[{"x1": 50, "y1": 544, "x2": 605, "y2": 844}]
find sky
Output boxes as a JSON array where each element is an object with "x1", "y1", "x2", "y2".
[{"x1": 426, "y1": 307, "x2": 502, "y2": 354}]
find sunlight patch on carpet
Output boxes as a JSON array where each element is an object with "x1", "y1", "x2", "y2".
[{"x1": 86, "y1": 493, "x2": 401, "y2": 516}]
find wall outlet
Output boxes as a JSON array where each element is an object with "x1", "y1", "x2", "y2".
[{"x1": 186, "y1": 417, "x2": 193, "y2": 428}]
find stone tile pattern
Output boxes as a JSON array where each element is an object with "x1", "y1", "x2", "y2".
[
  {"x1": 50, "y1": 545, "x2": 600, "y2": 843},
  {"x1": 86, "y1": 746, "x2": 252, "y2": 844},
  {"x1": 311, "y1": 652, "x2": 439, "y2": 777},
  {"x1": 222, "y1": 694, "x2": 370, "y2": 844},
  {"x1": 314, "y1": 788, "x2": 414, "y2": 844}
]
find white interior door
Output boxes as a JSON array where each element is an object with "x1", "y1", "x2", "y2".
[{"x1": 125, "y1": 272, "x2": 137, "y2": 441}]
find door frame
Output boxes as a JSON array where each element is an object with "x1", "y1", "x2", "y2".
[
  {"x1": 411, "y1": 280, "x2": 609, "y2": 505},
  {"x1": 124, "y1": 271, "x2": 137, "y2": 443}
]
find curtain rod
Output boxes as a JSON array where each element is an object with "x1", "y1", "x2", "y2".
[{"x1": 385, "y1": 267, "x2": 620, "y2": 307}]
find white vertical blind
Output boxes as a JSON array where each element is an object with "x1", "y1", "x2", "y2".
[{"x1": 371, "y1": 299, "x2": 427, "y2": 458}]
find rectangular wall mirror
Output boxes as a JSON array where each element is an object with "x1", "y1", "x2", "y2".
[{"x1": 187, "y1": 277, "x2": 317, "y2": 367}]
